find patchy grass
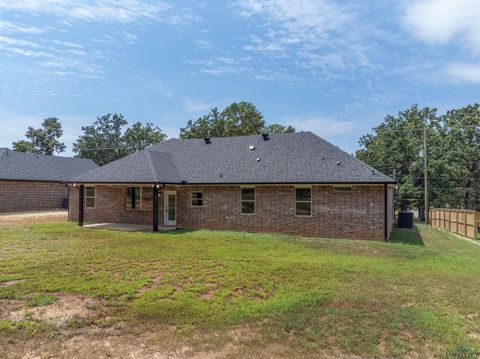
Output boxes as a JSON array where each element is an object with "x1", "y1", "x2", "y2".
[
  {"x1": 0, "y1": 222, "x2": 479, "y2": 358},
  {"x1": 27, "y1": 293, "x2": 57, "y2": 307}
]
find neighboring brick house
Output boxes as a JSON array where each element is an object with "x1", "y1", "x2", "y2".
[
  {"x1": 0, "y1": 148, "x2": 97, "y2": 213},
  {"x1": 68, "y1": 132, "x2": 396, "y2": 240}
]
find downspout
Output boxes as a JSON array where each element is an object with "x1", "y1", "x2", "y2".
[
  {"x1": 66, "y1": 184, "x2": 70, "y2": 222},
  {"x1": 79, "y1": 184, "x2": 84, "y2": 227},
  {"x1": 153, "y1": 184, "x2": 159, "y2": 232},
  {"x1": 384, "y1": 183, "x2": 388, "y2": 241}
]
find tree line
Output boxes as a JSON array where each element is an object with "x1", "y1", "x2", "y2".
[
  {"x1": 356, "y1": 104, "x2": 480, "y2": 213},
  {"x1": 12, "y1": 102, "x2": 480, "y2": 213},
  {"x1": 12, "y1": 102, "x2": 294, "y2": 166}
]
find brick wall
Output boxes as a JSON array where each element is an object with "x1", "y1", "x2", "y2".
[
  {"x1": 0, "y1": 180, "x2": 67, "y2": 213},
  {"x1": 68, "y1": 185, "x2": 152, "y2": 224},
  {"x1": 69, "y1": 184, "x2": 387, "y2": 240}
]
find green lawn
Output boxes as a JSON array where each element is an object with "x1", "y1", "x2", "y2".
[{"x1": 1, "y1": 223, "x2": 480, "y2": 358}]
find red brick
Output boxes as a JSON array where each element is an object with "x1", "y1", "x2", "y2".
[
  {"x1": 0, "y1": 180, "x2": 67, "y2": 213},
  {"x1": 69, "y1": 184, "x2": 393, "y2": 240}
]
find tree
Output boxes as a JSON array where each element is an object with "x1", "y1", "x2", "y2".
[
  {"x1": 441, "y1": 105, "x2": 480, "y2": 210},
  {"x1": 179, "y1": 101, "x2": 295, "y2": 139},
  {"x1": 221, "y1": 102, "x2": 265, "y2": 136},
  {"x1": 357, "y1": 103, "x2": 480, "y2": 216},
  {"x1": 356, "y1": 105, "x2": 443, "y2": 219},
  {"x1": 11, "y1": 140, "x2": 35, "y2": 153},
  {"x1": 179, "y1": 108, "x2": 225, "y2": 139},
  {"x1": 12, "y1": 117, "x2": 66, "y2": 155},
  {"x1": 73, "y1": 114, "x2": 166, "y2": 166},
  {"x1": 124, "y1": 122, "x2": 167, "y2": 153},
  {"x1": 263, "y1": 123, "x2": 296, "y2": 134}
]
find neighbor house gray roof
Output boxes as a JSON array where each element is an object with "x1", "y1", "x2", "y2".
[
  {"x1": 72, "y1": 132, "x2": 394, "y2": 184},
  {"x1": 0, "y1": 149, "x2": 98, "y2": 182}
]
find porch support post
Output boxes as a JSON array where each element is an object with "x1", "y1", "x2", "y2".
[
  {"x1": 384, "y1": 183, "x2": 388, "y2": 241},
  {"x1": 153, "y1": 185, "x2": 159, "y2": 232},
  {"x1": 78, "y1": 184, "x2": 84, "y2": 227}
]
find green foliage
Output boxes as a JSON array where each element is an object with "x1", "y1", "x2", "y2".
[
  {"x1": 12, "y1": 117, "x2": 66, "y2": 155},
  {"x1": 357, "y1": 104, "x2": 480, "y2": 212},
  {"x1": 0, "y1": 319, "x2": 55, "y2": 338},
  {"x1": 441, "y1": 104, "x2": 480, "y2": 210},
  {"x1": 179, "y1": 101, "x2": 295, "y2": 139},
  {"x1": 73, "y1": 114, "x2": 167, "y2": 166},
  {"x1": 28, "y1": 293, "x2": 57, "y2": 307},
  {"x1": 11, "y1": 140, "x2": 35, "y2": 153},
  {"x1": 263, "y1": 123, "x2": 296, "y2": 134},
  {"x1": 124, "y1": 122, "x2": 167, "y2": 153}
]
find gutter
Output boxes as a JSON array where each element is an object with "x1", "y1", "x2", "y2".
[
  {"x1": 384, "y1": 183, "x2": 388, "y2": 241},
  {"x1": 64, "y1": 180, "x2": 398, "y2": 185}
]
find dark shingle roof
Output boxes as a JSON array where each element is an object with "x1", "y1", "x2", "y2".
[
  {"x1": 73, "y1": 132, "x2": 393, "y2": 184},
  {"x1": 0, "y1": 149, "x2": 98, "y2": 182}
]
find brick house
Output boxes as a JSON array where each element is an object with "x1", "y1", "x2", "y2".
[
  {"x1": 0, "y1": 148, "x2": 97, "y2": 213},
  {"x1": 68, "y1": 132, "x2": 396, "y2": 240}
]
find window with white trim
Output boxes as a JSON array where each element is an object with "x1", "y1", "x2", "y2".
[
  {"x1": 126, "y1": 187, "x2": 153, "y2": 210},
  {"x1": 241, "y1": 187, "x2": 255, "y2": 214},
  {"x1": 295, "y1": 187, "x2": 312, "y2": 216},
  {"x1": 190, "y1": 191, "x2": 204, "y2": 207},
  {"x1": 85, "y1": 187, "x2": 95, "y2": 208}
]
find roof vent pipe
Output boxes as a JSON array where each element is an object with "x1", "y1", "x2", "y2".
[
  {"x1": 204, "y1": 137, "x2": 211, "y2": 144},
  {"x1": 262, "y1": 133, "x2": 269, "y2": 141}
]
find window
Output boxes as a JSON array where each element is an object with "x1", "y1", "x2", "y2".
[
  {"x1": 334, "y1": 186, "x2": 352, "y2": 192},
  {"x1": 191, "y1": 191, "x2": 204, "y2": 207},
  {"x1": 241, "y1": 187, "x2": 255, "y2": 214},
  {"x1": 295, "y1": 187, "x2": 312, "y2": 216},
  {"x1": 126, "y1": 187, "x2": 153, "y2": 210},
  {"x1": 85, "y1": 187, "x2": 95, "y2": 208}
]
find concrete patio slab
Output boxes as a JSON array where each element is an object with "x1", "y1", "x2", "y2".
[{"x1": 83, "y1": 223, "x2": 177, "y2": 232}]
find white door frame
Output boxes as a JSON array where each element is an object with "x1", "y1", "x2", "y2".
[{"x1": 163, "y1": 190, "x2": 177, "y2": 226}]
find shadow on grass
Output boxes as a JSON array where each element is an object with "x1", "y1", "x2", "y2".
[
  {"x1": 390, "y1": 225, "x2": 425, "y2": 246},
  {"x1": 153, "y1": 228, "x2": 194, "y2": 235}
]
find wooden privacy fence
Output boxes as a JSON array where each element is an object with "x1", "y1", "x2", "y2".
[{"x1": 429, "y1": 208, "x2": 480, "y2": 239}]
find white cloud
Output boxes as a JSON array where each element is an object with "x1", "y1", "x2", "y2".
[
  {"x1": 403, "y1": 0, "x2": 480, "y2": 53},
  {"x1": 446, "y1": 63, "x2": 480, "y2": 83},
  {"x1": 288, "y1": 116, "x2": 358, "y2": 137},
  {"x1": 237, "y1": 0, "x2": 350, "y2": 46},
  {"x1": 0, "y1": 35, "x2": 41, "y2": 48},
  {"x1": 194, "y1": 39, "x2": 214, "y2": 50},
  {"x1": 0, "y1": 1, "x2": 200, "y2": 78},
  {"x1": 0, "y1": 0, "x2": 172, "y2": 23},
  {"x1": 0, "y1": 20, "x2": 44, "y2": 34},
  {"x1": 227, "y1": 0, "x2": 373, "y2": 82},
  {"x1": 183, "y1": 99, "x2": 214, "y2": 114}
]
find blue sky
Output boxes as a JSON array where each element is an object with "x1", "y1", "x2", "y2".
[{"x1": 1, "y1": 0, "x2": 479, "y2": 156}]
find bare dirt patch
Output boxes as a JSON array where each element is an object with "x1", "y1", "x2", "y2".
[
  {"x1": 137, "y1": 273, "x2": 164, "y2": 296},
  {"x1": 0, "y1": 211, "x2": 67, "y2": 224},
  {"x1": 0, "y1": 299, "x2": 25, "y2": 319},
  {"x1": 2, "y1": 323, "x2": 262, "y2": 359},
  {"x1": 5, "y1": 293, "x2": 104, "y2": 326},
  {"x1": 199, "y1": 283, "x2": 218, "y2": 300},
  {"x1": 0, "y1": 279, "x2": 25, "y2": 287}
]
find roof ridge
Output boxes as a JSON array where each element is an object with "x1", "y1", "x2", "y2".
[
  {"x1": 161, "y1": 131, "x2": 306, "y2": 143},
  {"x1": 146, "y1": 150, "x2": 160, "y2": 182},
  {"x1": 0, "y1": 149, "x2": 96, "y2": 162},
  {"x1": 146, "y1": 150, "x2": 181, "y2": 183}
]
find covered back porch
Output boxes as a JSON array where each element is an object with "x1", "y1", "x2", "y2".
[{"x1": 73, "y1": 184, "x2": 178, "y2": 232}]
